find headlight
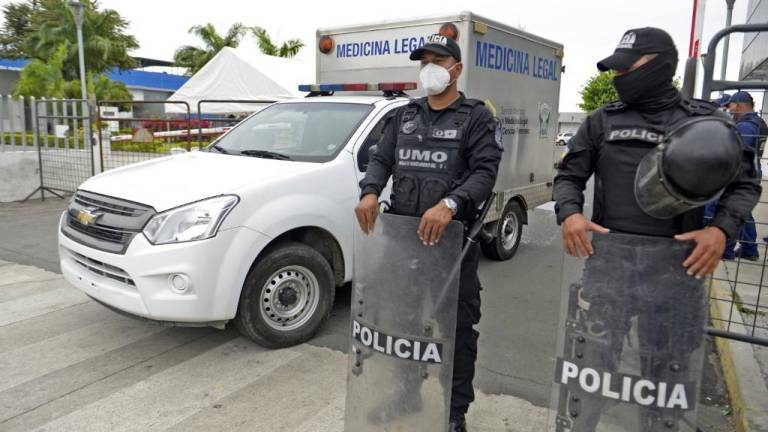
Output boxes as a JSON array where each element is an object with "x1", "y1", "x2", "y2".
[{"x1": 143, "y1": 195, "x2": 239, "y2": 245}]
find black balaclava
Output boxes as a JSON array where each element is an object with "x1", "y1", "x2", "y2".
[{"x1": 613, "y1": 50, "x2": 680, "y2": 112}]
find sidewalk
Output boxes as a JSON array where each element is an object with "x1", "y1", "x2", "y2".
[
  {"x1": 0, "y1": 259, "x2": 547, "y2": 432},
  {"x1": 709, "y1": 187, "x2": 768, "y2": 431}
]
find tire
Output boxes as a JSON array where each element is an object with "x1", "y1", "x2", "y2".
[
  {"x1": 235, "y1": 241, "x2": 335, "y2": 348},
  {"x1": 480, "y1": 200, "x2": 524, "y2": 261}
]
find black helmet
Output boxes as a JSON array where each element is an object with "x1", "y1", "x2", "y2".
[{"x1": 635, "y1": 116, "x2": 743, "y2": 219}]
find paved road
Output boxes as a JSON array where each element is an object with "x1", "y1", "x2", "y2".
[{"x1": 0, "y1": 198, "x2": 734, "y2": 431}]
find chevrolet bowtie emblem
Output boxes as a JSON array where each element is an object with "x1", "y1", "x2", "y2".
[{"x1": 77, "y1": 208, "x2": 101, "y2": 226}]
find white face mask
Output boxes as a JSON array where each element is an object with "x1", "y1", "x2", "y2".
[{"x1": 419, "y1": 62, "x2": 459, "y2": 96}]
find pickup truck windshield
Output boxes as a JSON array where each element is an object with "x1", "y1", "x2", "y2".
[{"x1": 213, "y1": 102, "x2": 372, "y2": 163}]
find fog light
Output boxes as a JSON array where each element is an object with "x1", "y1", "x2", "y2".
[{"x1": 169, "y1": 274, "x2": 192, "y2": 293}]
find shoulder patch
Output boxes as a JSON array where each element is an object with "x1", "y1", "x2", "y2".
[
  {"x1": 680, "y1": 98, "x2": 718, "y2": 115},
  {"x1": 603, "y1": 101, "x2": 627, "y2": 112}
]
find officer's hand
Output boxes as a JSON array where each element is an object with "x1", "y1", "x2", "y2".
[
  {"x1": 675, "y1": 227, "x2": 726, "y2": 279},
  {"x1": 418, "y1": 202, "x2": 454, "y2": 246},
  {"x1": 355, "y1": 194, "x2": 379, "y2": 234},
  {"x1": 562, "y1": 213, "x2": 610, "y2": 258}
]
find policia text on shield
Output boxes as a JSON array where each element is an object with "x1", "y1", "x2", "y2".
[
  {"x1": 551, "y1": 27, "x2": 761, "y2": 431},
  {"x1": 354, "y1": 33, "x2": 502, "y2": 432}
]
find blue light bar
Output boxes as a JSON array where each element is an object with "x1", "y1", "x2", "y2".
[{"x1": 319, "y1": 84, "x2": 345, "y2": 92}]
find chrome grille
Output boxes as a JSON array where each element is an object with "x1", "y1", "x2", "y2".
[
  {"x1": 67, "y1": 217, "x2": 132, "y2": 244},
  {"x1": 63, "y1": 191, "x2": 155, "y2": 254}
]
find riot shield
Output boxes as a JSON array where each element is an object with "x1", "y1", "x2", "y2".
[
  {"x1": 549, "y1": 232, "x2": 708, "y2": 432},
  {"x1": 345, "y1": 212, "x2": 463, "y2": 432}
]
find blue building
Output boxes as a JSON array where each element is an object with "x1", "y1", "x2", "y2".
[{"x1": 0, "y1": 58, "x2": 188, "y2": 104}]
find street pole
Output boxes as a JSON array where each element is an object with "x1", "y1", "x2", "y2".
[
  {"x1": 683, "y1": 0, "x2": 707, "y2": 98},
  {"x1": 69, "y1": 1, "x2": 93, "y2": 171},
  {"x1": 720, "y1": 0, "x2": 736, "y2": 93}
]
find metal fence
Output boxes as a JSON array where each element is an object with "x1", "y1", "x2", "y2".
[
  {"x1": 701, "y1": 23, "x2": 768, "y2": 347},
  {"x1": 24, "y1": 98, "x2": 93, "y2": 200},
  {"x1": 96, "y1": 100, "x2": 192, "y2": 171},
  {"x1": 0, "y1": 94, "x2": 38, "y2": 152}
]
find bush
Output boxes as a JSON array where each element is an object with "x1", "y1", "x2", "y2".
[{"x1": 110, "y1": 140, "x2": 208, "y2": 153}]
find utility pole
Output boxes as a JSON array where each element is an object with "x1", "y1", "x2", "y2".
[
  {"x1": 720, "y1": 0, "x2": 736, "y2": 90},
  {"x1": 69, "y1": 1, "x2": 93, "y2": 169}
]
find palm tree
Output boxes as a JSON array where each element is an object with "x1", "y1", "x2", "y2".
[
  {"x1": 251, "y1": 27, "x2": 304, "y2": 58},
  {"x1": 174, "y1": 23, "x2": 248, "y2": 75},
  {"x1": 22, "y1": 0, "x2": 138, "y2": 80}
]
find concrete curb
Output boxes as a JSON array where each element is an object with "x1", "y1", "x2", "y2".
[{"x1": 710, "y1": 281, "x2": 768, "y2": 432}]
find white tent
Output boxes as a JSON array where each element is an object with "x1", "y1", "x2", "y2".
[{"x1": 167, "y1": 46, "x2": 313, "y2": 114}]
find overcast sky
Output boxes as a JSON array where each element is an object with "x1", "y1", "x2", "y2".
[{"x1": 3, "y1": 0, "x2": 754, "y2": 111}]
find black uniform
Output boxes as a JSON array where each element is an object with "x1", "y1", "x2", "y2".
[
  {"x1": 359, "y1": 93, "x2": 501, "y2": 420},
  {"x1": 554, "y1": 96, "x2": 761, "y2": 239}
]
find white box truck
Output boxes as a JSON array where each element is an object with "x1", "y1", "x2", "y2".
[{"x1": 58, "y1": 11, "x2": 563, "y2": 347}]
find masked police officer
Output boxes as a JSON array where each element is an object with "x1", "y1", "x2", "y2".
[
  {"x1": 354, "y1": 33, "x2": 501, "y2": 432},
  {"x1": 555, "y1": 27, "x2": 759, "y2": 274},
  {"x1": 553, "y1": 27, "x2": 761, "y2": 431}
]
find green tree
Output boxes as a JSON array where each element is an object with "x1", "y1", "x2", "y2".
[
  {"x1": 22, "y1": 0, "x2": 138, "y2": 80},
  {"x1": 62, "y1": 72, "x2": 131, "y2": 101},
  {"x1": 173, "y1": 23, "x2": 248, "y2": 75},
  {"x1": 251, "y1": 27, "x2": 304, "y2": 58},
  {"x1": 578, "y1": 71, "x2": 618, "y2": 113},
  {"x1": 14, "y1": 41, "x2": 131, "y2": 104},
  {"x1": 0, "y1": 0, "x2": 40, "y2": 58},
  {"x1": 13, "y1": 42, "x2": 67, "y2": 97}
]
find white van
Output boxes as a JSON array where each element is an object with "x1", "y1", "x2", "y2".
[{"x1": 58, "y1": 11, "x2": 563, "y2": 347}]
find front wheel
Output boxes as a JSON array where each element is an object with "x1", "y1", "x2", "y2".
[
  {"x1": 480, "y1": 200, "x2": 524, "y2": 261},
  {"x1": 235, "y1": 241, "x2": 335, "y2": 348}
]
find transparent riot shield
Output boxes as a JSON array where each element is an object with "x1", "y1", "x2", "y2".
[
  {"x1": 549, "y1": 232, "x2": 708, "y2": 432},
  {"x1": 345, "y1": 212, "x2": 463, "y2": 432}
]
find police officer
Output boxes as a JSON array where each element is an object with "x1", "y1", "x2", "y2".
[
  {"x1": 355, "y1": 33, "x2": 501, "y2": 432},
  {"x1": 723, "y1": 91, "x2": 767, "y2": 259},
  {"x1": 553, "y1": 27, "x2": 761, "y2": 430},
  {"x1": 555, "y1": 27, "x2": 760, "y2": 275}
]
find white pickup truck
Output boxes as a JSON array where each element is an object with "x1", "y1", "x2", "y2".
[{"x1": 58, "y1": 12, "x2": 562, "y2": 347}]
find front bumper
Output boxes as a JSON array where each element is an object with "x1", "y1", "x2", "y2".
[{"x1": 59, "y1": 213, "x2": 271, "y2": 323}]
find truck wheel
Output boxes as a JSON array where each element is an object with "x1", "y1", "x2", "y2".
[
  {"x1": 481, "y1": 200, "x2": 524, "y2": 261},
  {"x1": 235, "y1": 241, "x2": 335, "y2": 348}
]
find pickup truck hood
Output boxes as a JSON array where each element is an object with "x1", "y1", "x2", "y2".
[{"x1": 79, "y1": 151, "x2": 318, "y2": 211}]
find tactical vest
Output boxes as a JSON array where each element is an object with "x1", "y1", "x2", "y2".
[
  {"x1": 595, "y1": 98, "x2": 718, "y2": 236},
  {"x1": 390, "y1": 98, "x2": 483, "y2": 217}
]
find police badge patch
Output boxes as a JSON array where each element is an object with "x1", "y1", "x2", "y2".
[
  {"x1": 492, "y1": 119, "x2": 504, "y2": 151},
  {"x1": 401, "y1": 120, "x2": 417, "y2": 134}
]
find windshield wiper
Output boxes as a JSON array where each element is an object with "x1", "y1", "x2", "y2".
[
  {"x1": 240, "y1": 150, "x2": 292, "y2": 160},
  {"x1": 209, "y1": 144, "x2": 230, "y2": 154}
]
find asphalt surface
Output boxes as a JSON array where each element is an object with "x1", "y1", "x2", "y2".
[{"x1": 0, "y1": 196, "x2": 734, "y2": 431}]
